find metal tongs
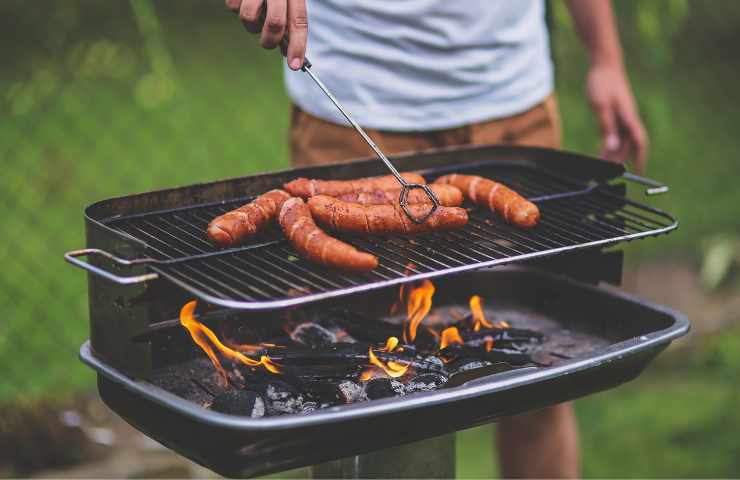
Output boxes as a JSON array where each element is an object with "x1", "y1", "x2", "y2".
[{"x1": 265, "y1": 29, "x2": 440, "y2": 223}]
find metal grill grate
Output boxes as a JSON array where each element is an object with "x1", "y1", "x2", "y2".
[{"x1": 101, "y1": 164, "x2": 677, "y2": 309}]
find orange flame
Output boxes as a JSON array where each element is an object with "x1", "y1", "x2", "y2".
[
  {"x1": 403, "y1": 280, "x2": 435, "y2": 342},
  {"x1": 179, "y1": 301, "x2": 281, "y2": 386},
  {"x1": 439, "y1": 326, "x2": 464, "y2": 350},
  {"x1": 390, "y1": 263, "x2": 418, "y2": 315},
  {"x1": 470, "y1": 295, "x2": 494, "y2": 332},
  {"x1": 484, "y1": 336, "x2": 494, "y2": 352},
  {"x1": 361, "y1": 336, "x2": 409, "y2": 380}
]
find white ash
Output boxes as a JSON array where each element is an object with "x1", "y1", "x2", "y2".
[
  {"x1": 337, "y1": 380, "x2": 366, "y2": 403},
  {"x1": 251, "y1": 396, "x2": 266, "y2": 418},
  {"x1": 265, "y1": 383, "x2": 305, "y2": 415},
  {"x1": 452, "y1": 360, "x2": 492, "y2": 374},
  {"x1": 405, "y1": 373, "x2": 448, "y2": 394}
]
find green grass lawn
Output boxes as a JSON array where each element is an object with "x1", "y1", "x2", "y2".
[{"x1": 2, "y1": 1, "x2": 740, "y2": 477}]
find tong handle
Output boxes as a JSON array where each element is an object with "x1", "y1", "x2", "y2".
[
  {"x1": 251, "y1": 11, "x2": 440, "y2": 222},
  {"x1": 64, "y1": 249, "x2": 159, "y2": 285},
  {"x1": 621, "y1": 172, "x2": 669, "y2": 195}
]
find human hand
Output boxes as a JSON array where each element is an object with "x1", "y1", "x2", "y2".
[
  {"x1": 586, "y1": 64, "x2": 649, "y2": 173},
  {"x1": 225, "y1": 0, "x2": 308, "y2": 71}
]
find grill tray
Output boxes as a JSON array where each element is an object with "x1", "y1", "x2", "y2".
[
  {"x1": 80, "y1": 268, "x2": 689, "y2": 477},
  {"x1": 72, "y1": 146, "x2": 677, "y2": 310}
]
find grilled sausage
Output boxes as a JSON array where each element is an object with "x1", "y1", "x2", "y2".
[
  {"x1": 279, "y1": 197, "x2": 379, "y2": 272},
  {"x1": 307, "y1": 195, "x2": 469, "y2": 235},
  {"x1": 207, "y1": 189, "x2": 291, "y2": 248},
  {"x1": 434, "y1": 174, "x2": 540, "y2": 228},
  {"x1": 283, "y1": 173, "x2": 426, "y2": 199},
  {"x1": 337, "y1": 184, "x2": 464, "y2": 207}
]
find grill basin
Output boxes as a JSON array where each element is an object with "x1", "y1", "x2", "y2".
[{"x1": 81, "y1": 268, "x2": 688, "y2": 478}]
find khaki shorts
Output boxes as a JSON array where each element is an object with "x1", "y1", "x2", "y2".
[{"x1": 290, "y1": 94, "x2": 562, "y2": 167}]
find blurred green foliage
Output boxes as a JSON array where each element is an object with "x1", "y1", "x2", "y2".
[{"x1": 1, "y1": 0, "x2": 739, "y2": 477}]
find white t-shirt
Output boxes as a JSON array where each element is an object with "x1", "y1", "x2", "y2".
[{"x1": 283, "y1": 0, "x2": 554, "y2": 132}]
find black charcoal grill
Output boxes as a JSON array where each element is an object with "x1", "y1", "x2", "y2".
[{"x1": 66, "y1": 145, "x2": 688, "y2": 478}]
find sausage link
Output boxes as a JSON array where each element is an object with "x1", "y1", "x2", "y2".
[
  {"x1": 307, "y1": 195, "x2": 468, "y2": 235},
  {"x1": 337, "y1": 184, "x2": 463, "y2": 207},
  {"x1": 207, "y1": 189, "x2": 291, "y2": 248},
  {"x1": 434, "y1": 174, "x2": 540, "y2": 228},
  {"x1": 279, "y1": 197, "x2": 379, "y2": 272},
  {"x1": 283, "y1": 172, "x2": 425, "y2": 198}
]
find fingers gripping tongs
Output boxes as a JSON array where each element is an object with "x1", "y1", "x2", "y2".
[{"x1": 267, "y1": 26, "x2": 440, "y2": 223}]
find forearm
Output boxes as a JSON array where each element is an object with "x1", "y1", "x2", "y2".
[{"x1": 564, "y1": 0, "x2": 624, "y2": 70}]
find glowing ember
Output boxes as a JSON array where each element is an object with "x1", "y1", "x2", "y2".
[
  {"x1": 439, "y1": 326, "x2": 464, "y2": 350},
  {"x1": 470, "y1": 295, "x2": 494, "y2": 332},
  {"x1": 179, "y1": 301, "x2": 281, "y2": 386},
  {"x1": 484, "y1": 336, "x2": 494, "y2": 352},
  {"x1": 403, "y1": 279, "x2": 435, "y2": 342}
]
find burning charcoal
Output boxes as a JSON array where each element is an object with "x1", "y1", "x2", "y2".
[
  {"x1": 261, "y1": 380, "x2": 307, "y2": 416},
  {"x1": 364, "y1": 378, "x2": 406, "y2": 400},
  {"x1": 405, "y1": 373, "x2": 447, "y2": 393},
  {"x1": 290, "y1": 322, "x2": 338, "y2": 348},
  {"x1": 210, "y1": 389, "x2": 266, "y2": 418},
  {"x1": 336, "y1": 380, "x2": 366, "y2": 404},
  {"x1": 445, "y1": 358, "x2": 493, "y2": 376},
  {"x1": 440, "y1": 344, "x2": 534, "y2": 366},
  {"x1": 303, "y1": 381, "x2": 342, "y2": 405},
  {"x1": 463, "y1": 328, "x2": 544, "y2": 346}
]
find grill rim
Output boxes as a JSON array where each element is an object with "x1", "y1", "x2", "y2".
[{"x1": 79, "y1": 267, "x2": 689, "y2": 430}]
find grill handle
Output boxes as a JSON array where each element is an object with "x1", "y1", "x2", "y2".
[
  {"x1": 621, "y1": 172, "x2": 669, "y2": 195},
  {"x1": 64, "y1": 249, "x2": 159, "y2": 285}
]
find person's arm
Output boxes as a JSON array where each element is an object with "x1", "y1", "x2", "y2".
[
  {"x1": 564, "y1": 0, "x2": 648, "y2": 173},
  {"x1": 225, "y1": 0, "x2": 308, "y2": 71}
]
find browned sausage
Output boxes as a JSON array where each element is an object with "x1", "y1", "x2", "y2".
[
  {"x1": 307, "y1": 195, "x2": 468, "y2": 235},
  {"x1": 434, "y1": 174, "x2": 540, "y2": 228},
  {"x1": 283, "y1": 172, "x2": 425, "y2": 198},
  {"x1": 337, "y1": 184, "x2": 464, "y2": 207},
  {"x1": 207, "y1": 189, "x2": 291, "y2": 248},
  {"x1": 279, "y1": 197, "x2": 379, "y2": 272}
]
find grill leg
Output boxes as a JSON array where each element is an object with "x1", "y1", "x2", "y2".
[{"x1": 310, "y1": 433, "x2": 456, "y2": 479}]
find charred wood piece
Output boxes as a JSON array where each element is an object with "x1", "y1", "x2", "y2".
[
  {"x1": 439, "y1": 344, "x2": 535, "y2": 365},
  {"x1": 210, "y1": 389, "x2": 266, "y2": 418},
  {"x1": 462, "y1": 328, "x2": 544, "y2": 346},
  {"x1": 290, "y1": 322, "x2": 338, "y2": 348},
  {"x1": 364, "y1": 378, "x2": 406, "y2": 400},
  {"x1": 263, "y1": 344, "x2": 446, "y2": 373}
]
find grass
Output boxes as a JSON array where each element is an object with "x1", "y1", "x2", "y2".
[{"x1": 2, "y1": 1, "x2": 740, "y2": 477}]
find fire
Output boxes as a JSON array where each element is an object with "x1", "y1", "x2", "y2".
[
  {"x1": 484, "y1": 335, "x2": 494, "y2": 352},
  {"x1": 179, "y1": 301, "x2": 281, "y2": 386},
  {"x1": 361, "y1": 336, "x2": 409, "y2": 381},
  {"x1": 439, "y1": 326, "x2": 464, "y2": 350},
  {"x1": 470, "y1": 295, "x2": 494, "y2": 331},
  {"x1": 223, "y1": 341, "x2": 281, "y2": 355},
  {"x1": 403, "y1": 279, "x2": 435, "y2": 342}
]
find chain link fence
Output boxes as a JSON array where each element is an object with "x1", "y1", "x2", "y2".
[{"x1": 2, "y1": 0, "x2": 739, "y2": 413}]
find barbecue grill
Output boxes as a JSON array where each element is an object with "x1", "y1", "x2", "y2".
[{"x1": 66, "y1": 145, "x2": 688, "y2": 478}]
